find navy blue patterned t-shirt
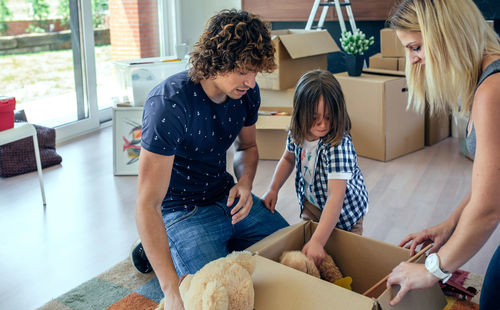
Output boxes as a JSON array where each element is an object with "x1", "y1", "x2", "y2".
[{"x1": 141, "y1": 70, "x2": 260, "y2": 208}]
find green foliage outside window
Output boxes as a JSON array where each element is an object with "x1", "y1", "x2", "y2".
[
  {"x1": 0, "y1": 0, "x2": 12, "y2": 35},
  {"x1": 57, "y1": 0, "x2": 69, "y2": 29},
  {"x1": 26, "y1": 0, "x2": 50, "y2": 33},
  {"x1": 57, "y1": 0, "x2": 108, "y2": 30},
  {"x1": 92, "y1": 0, "x2": 108, "y2": 28}
]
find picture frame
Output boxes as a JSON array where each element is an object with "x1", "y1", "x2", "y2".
[{"x1": 112, "y1": 106, "x2": 143, "y2": 175}]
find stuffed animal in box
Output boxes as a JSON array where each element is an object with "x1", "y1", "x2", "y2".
[
  {"x1": 279, "y1": 250, "x2": 343, "y2": 283},
  {"x1": 157, "y1": 251, "x2": 255, "y2": 310}
]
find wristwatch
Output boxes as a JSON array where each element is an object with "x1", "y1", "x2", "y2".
[{"x1": 425, "y1": 253, "x2": 452, "y2": 283}]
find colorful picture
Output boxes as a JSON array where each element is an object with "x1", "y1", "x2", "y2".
[
  {"x1": 122, "y1": 120, "x2": 142, "y2": 165},
  {"x1": 113, "y1": 107, "x2": 143, "y2": 175}
]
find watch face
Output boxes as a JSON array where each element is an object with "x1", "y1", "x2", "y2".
[{"x1": 425, "y1": 253, "x2": 438, "y2": 270}]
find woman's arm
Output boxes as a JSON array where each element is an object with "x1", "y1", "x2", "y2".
[
  {"x1": 387, "y1": 71, "x2": 500, "y2": 306},
  {"x1": 262, "y1": 150, "x2": 295, "y2": 213},
  {"x1": 437, "y1": 73, "x2": 500, "y2": 272},
  {"x1": 302, "y1": 179, "x2": 347, "y2": 266}
]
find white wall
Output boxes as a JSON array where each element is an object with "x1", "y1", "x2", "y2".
[{"x1": 178, "y1": 0, "x2": 241, "y2": 51}]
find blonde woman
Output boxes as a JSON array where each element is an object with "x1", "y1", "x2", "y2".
[{"x1": 385, "y1": 0, "x2": 500, "y2": 308}]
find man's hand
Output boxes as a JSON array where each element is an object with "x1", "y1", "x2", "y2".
[
  {"x1": 227, "y1": 183, "x2": 253, "y2": 224},
  {"x1": 302, "y1": 238, "x2": 326, "y2": 267},
  {"x1": 399, "y1": 221, "x2": 454, "y2": 256},
  {"x1": 162, "y1": 285, "x2": 185, "y2": 310},
  {"x1": 386, "y1": 262, "x2": 438, "y2": 306},
  {"x1": 261, "y1": 189, "x2": 278, "y2": 213}
]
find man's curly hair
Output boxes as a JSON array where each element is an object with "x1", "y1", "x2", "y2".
[{"x1": 189, "y1": 9, "x2": 276, "y2": 83}]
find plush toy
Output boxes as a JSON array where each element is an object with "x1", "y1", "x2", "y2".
[
  {"x1": 279, "y1": 250, "x2": 343, "y2": 283},
  {"x1": 157, "y1": 251, "x2": 255, "y2": 310}
]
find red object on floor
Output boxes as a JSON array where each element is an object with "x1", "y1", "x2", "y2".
[{"x1": 0, "y1": 96, "x2": 16, "y2": 131}]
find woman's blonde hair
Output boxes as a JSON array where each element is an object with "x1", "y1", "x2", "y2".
[{"x1": 388, "y1": 0, "x2": 500, "y2": 116}]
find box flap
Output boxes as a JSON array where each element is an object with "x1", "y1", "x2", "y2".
[
  {"x1": 279, "y1": 30, "x2": 339, "y2": 59},
  {"x1": 270, "y1": 29, "x2": 292, "y2": 38},
  {"x1": 253, "y1": 255, "x2": 377, "y2": 310},
  {"x1": 363, "y1": 68, "x2": 405, "y2": 77},
  {"x1": 256, "y1": 107, "x2": 292, "y2": 130},
  {"x1": 377, "y1": 283, "x2": 447, "y2": 310},
  {"x1": 363, "y1": 245, "x2": 431, "y2": 298}
]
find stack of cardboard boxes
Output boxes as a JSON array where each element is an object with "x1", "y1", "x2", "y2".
[
  {"x1": 255, "y1": 29, "x2": 339, "y2": 159},
  {"x1": 330, "y1": 28, "x2": 426, "y2": 161},
  {"x1": 369, "y1": 29, "x2": 406, "y2": 72},
  {"x1": 369, "y1": 28, "x2": 450, "y2": 148}
]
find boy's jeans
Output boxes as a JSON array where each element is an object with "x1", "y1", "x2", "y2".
[{"x1": 162, "y1": 194, "x2": 289, "y2": 276}]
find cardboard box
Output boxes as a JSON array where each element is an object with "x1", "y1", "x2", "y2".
[
  {"x1": 255, "y1": 106, "x2": 292, "y2": 160},
  {"x1": 453, "y1": 111, "x2": 474, "y2": 160},
  {"x1": 380, "y1": 28, "x2": 405, "y2": 57},
  {"x1": 425, "y1": 105, "x2": 450, "y2": 146},
  {"x1": 256, "y1": 30, "x2": 339, "y2": 90},
  {"x1": 0, "y1": 96, "x2": 16, "y2": 131},
  {"x1": 260, "y1": 88, "x2": 295, "y2": 107},
  {"x1": 334, "y1": 72, "x2": 424, "y2": 161},
  {"x1": 398, "y1": 57, "x2": 406, "y2": 72},
  {"x1": 247, "y1": 221, "x2": 447, "y2": 310},
  {"x1": 369, "y1": 53, "x2": 398, "y2": 71}
]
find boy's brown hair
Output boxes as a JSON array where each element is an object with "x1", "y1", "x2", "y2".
[
  {"x1": 189, "y1": 9, "x2": 276, "y2": 83},
  {"x1": 290, "y1": 70, "x2": 351, "y2": 146}
]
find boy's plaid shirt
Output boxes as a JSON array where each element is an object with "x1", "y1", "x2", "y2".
[{"x1": 287, "y1": 132, "x2": 369, "y2": 231}]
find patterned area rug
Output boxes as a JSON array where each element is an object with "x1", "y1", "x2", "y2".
[
  {"x1": 38, "y1": 258, "x2": 484, "y2": 310},
  {"x1": 38, "y1": 258, "x2": 162, "y2": 310}
]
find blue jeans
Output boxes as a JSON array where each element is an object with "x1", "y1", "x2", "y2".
[
  {"x1": 162, "y1": 194, "x2": 289, "y2": 277},
  {"x1": 480, "y1": 244, "x2": 500, "y2": 310}
]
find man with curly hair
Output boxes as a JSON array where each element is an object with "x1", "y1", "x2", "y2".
[{"x1": 133, "y1": 10, "x2": 289, "y2": 309}]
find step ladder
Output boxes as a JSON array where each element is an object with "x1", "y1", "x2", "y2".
[{"x1": 305, "y1": 0, "x2": 357, "y2": 33}]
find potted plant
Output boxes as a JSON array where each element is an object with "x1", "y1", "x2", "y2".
[{"x1": 340, "y1": 29, "x2": 374, "y2": 76}]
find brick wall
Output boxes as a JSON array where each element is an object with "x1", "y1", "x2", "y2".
[
  {"x1": 109, "y1": 0, "x2": 160, "y2": 60},
  {"x1": 3, "y1": 20, "x2": 67, "y2": 36}
]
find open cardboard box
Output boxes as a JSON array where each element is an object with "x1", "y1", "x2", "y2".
[
  {"x1": 255, "y1": 106, "x2": 292, "y2": 160},
  {"x1": 256, "y1": 29, "x2": 339, "y2": 90},
  {"x1": 247, "y1": 221, "x2": 446, "y2": 310}
]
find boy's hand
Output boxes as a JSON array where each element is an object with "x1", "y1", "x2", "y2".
[
  {"x1": 302, "y1": 239, "x2": 326, "y2": 267},
  {"x1": 261, "y1": 189, "x2": 278, "y2": 213}
]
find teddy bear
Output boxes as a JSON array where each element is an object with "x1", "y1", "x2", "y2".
[
  {"x1": 156, "y1": 251, "x2": 255, "y2": 310},
  {"x1": 279, "y1": 250, "x2": 343, "y2": 283}
]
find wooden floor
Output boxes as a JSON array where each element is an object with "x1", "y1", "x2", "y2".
[{"x1": 0, "y1": 125, "x2": 498, "y2": 310}]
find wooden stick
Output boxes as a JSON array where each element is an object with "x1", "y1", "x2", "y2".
[{"x1": 363, "y1": 244, "x2": 433, "y2": 298}]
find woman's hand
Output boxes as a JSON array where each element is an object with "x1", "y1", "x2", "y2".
[
  {"x1": 399, "y1": 220, "x2": 455, "y2": 256},
  {"x1": 261, "y1": 189, "x2": 278, "y2": 213},
  {"x1": 386, "y1": 262, "x2": 439, "y2": 306},
  {"x1": 302, "y1": 238, "x2": 326, "y2": 267}
]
